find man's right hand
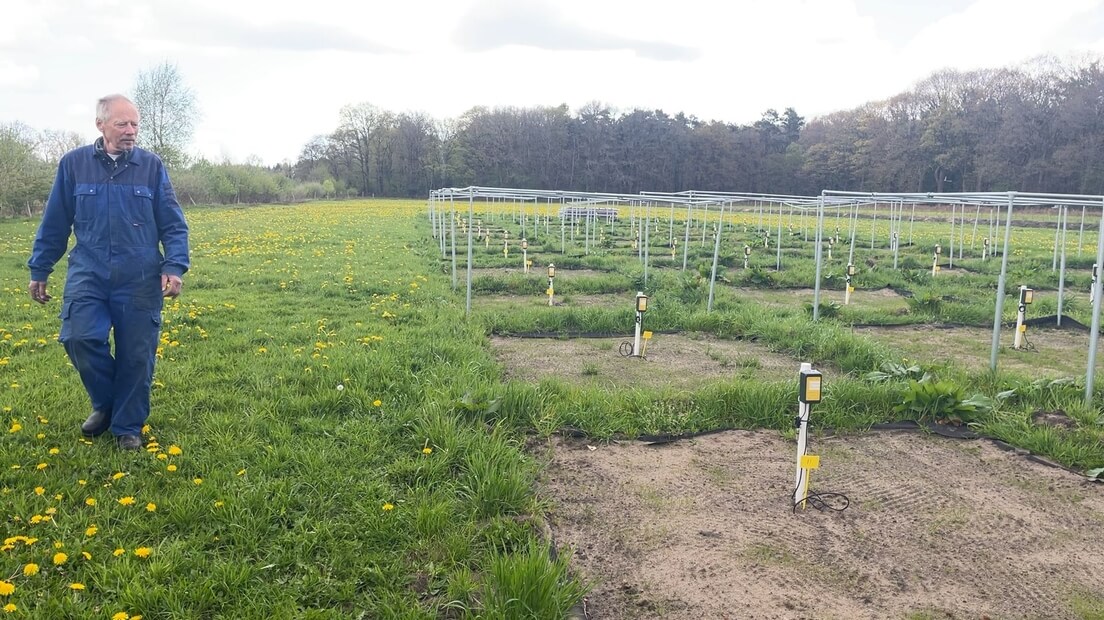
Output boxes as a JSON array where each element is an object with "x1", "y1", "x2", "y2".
[{"x1": 28, "y1": 280, "x2": 51, "y2": 304}]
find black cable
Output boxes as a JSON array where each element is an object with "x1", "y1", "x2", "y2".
[{"x1": 790, "y1": 414, "x2": 851, "y2": 514}]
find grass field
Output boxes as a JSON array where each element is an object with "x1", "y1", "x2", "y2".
[{"x1": 1, "y1": 198, "x2": 1102, "y2": 618}]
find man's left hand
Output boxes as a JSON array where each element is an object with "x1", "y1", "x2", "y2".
[{"x1": 162, "y1": 274, "x2": 183, "y2": 298}]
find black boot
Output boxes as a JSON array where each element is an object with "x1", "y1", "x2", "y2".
[{"x1": 81, "y1": 410, "x2": 110, "y2": 437}]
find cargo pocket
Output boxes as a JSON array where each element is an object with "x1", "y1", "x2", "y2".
[{"x1": 58, "y1": 301, "x2": 73, "y2": 343}]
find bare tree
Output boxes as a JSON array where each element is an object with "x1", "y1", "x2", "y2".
[{"x1": 132, "y1": 61, "x2": 198, "y2": 168}]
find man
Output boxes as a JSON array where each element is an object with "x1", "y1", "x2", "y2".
[{"x1": 28, "y1": 94, "x2": 190, "y2": 451}]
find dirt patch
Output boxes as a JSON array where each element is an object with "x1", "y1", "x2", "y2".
[
  {"x1": 539, "y1": 431, "x2": 1104, "y2": 619},
  {"x1": 471, "y1": 267, "x2": 611, "y2": 278},
  {"x1": 735, "y1": 286, "x2": 909, "y2": 312},
  {"x1": 481, "y1": 293, "x2": 627, "y2": 308},
  {"x1": 490, "y1": 334, "x2": 800, "y2": 386},
  {"x1": 854, "y1": 324, "x2": 1101, "y2": 377}
]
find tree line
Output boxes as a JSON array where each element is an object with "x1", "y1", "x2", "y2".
[{"x1": 2, "y1": 55, "x2": 1102, "y2": 216}]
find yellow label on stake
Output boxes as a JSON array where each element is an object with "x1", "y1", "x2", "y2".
[
  {"x1": 800, "y1": 455, "x2": 821, "y2": 469},
  {"x1": 546, "y1": 288, "x2": 553, "y2": 296},
  {"x1": 1019, "y1": 324, "x2": 1027, "y2": 333},
  {"x1": 935, "y1": 266, "x2": 941, "y2": 272},
  {"x1": 643, "y1": 331, "x2": 653, "y2": 340},
  {"x1": 847, "y1": 286, "x2": 854, "y2": 293}
]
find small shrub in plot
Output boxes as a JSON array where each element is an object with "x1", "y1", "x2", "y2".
[{"x1": 894, "y1": 379, "x2": 994, "y2": 425}]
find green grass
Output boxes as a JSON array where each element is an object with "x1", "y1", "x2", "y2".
[{"x1": 3, "y1": 198, "x2": 1103, "y2": 617}]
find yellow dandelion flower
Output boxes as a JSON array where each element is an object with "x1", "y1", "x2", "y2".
[
  {"x1": 8, "y1": 423, "x2": 21, "y2": 433},
  {"x1": 78, "y1": 479, "x2": 87, "y2": 486},
  {"x1": 117, "y1": 496, "x2": 136, "y2": 506},
  {"x1": 166, "y1": 465, "x2": 177, "y2": 472},
  {"x1": 35, "y1": 433, "x2": 44, "y2": 439},
  {"x1": 44, "y1": 507, "x2": 56, "y2": 515},
  {"x1": 22, "y1": 563, "x2": 38, "y2": 576},
  {"x1": 81, "y1": 551, "x2": 91, "y2": 560},
  {"x1": 112, "y1": 613, "x2": 129, "y2": 620},
  {"x1": 156, "y1": 453, "x2": 167, "y2": 460},
  {"x1": 167, "y1": 445, "x2": 182, "y2": 456},
  {"x1": 382, "y1": 502, "x2": 394, "y2": 511},
  {"x1": 113, "y1": 548, "x2": 125, "y2": 557},
  {"x1": 134, "y1": 547, "x2": 152, "y2": 558},
  {"x1": 145, "y1": 503, "x2": 156, "y2": 512},
  {"x1": 141, "y1": 424, "x2": 150, "y2": 434},
  {"x1": 214, "y1": 501, "x2": 224, "y2": 508},
  {"x1": 48, "y1": 447, "x2": 59, "y2": 455},
  {"x1": 0, "y1": 581, "x2": 13, "y2": 596},
  {"x1": 54, "y1": 494, "x2": 63, "y2": 500},
  {"x1": 69, "y1": 583, "x2": 85, "y2": 590},
  {"x1": 36, "y1": 462, "x2": 47, "y2": 470},
  {"x1": 112, "y1": 472, "x2": 126, "y2": 480},
  {"x1": 3, "y1": 603, "x2": 15, "y2": 613},
  {"x1": 236, "y1": 469, "x2": 246, "y2": 476},
  {"x1": 373, "y1": 399, "x2": 382, "y2": 407},
  {"x1": 193, "y1": 478, "x2": 203, "y2": 485},
  {"x1": 34, "y1": 486, "x2": 44, "y2": 495},
  {"x1": 85, "y1": 526, "x2": 98, "y2": 537},
  {"x1": 85, "y1": 497, "x2": 96, "y2": 506},
  {"x1": 53, "y1": 541, "x2": 63, "y2": 549},
  {"x1": 52, "y1": 552, "x2": 67, "y2": 565}
]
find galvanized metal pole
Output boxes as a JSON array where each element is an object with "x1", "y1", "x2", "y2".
[
  {"x1": 1058, "y1": 206, "x2": 1068, "y2": 327},
  {"x1": 644, "y1": 202, "x2": 651, "y2": 286},
  {"x1": 465, "y1": 191, "x2": 474, "y2": 315},
  {"x1": 1079, "y1": 205, "x2": 1087, "y2": 257},
  {"x1": 908, "y1": 203, "x2": 916, "y2": 246},
  {"x1": 1085, "y1": 198, "x2": 1104, "y2": 406},
  {"x1": 776, "y1": 201, "x2": 784, "y2": 270},
  {"x1": 707, "y1": 202, "x2": 726, "y2": 312},
  {"x1": 682, "y1": 202, "x2": 692, "y2": 271},
  {"x1": 450, "y1": 195, "x2": 457, "y2": 290},
  {"x1": 990, "y1": 194, "x2": 1016, "y2": 372},
  {"x1": 1052, "y1": 209, "x2": 1061, "y2": 271},
  {"x1": 813, "y1": 196, "x2": 826, "y2": 321},
  {"x1": 848, "y1": 203, "x2": 858, "y2": 266},
  {"x1": 948, "y1": 203, "x2": 955, "y2": 270},
  {"x1": 870, "y1": 201, "x2": 877, "y2": 249},
  {"x1": 971, "y1": 204, "x2": 981, "y2": 249}
]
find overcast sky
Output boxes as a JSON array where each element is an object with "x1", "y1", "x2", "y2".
[{"x1": 3, "y1": 0, "x2": 1103, "y2": 165}]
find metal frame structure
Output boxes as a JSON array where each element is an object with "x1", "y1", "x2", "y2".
[{"x1": 428, "y1": 186, "x2": 1104, "y2": 405}]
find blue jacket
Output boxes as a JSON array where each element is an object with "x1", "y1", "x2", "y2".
[{"x1": 28, "y1": 141, "x2": 190, "y2": 290}]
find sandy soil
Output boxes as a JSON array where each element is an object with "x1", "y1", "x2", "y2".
[
  {"x1": 470, "y1": 267, "x2": 611, "y2": 278},
  {"x1": 491, "y1": 334, "x2": 802, "y2": 386},
  {"x1": 538, "y1": 431, "x2": 1104, "y2": 620}
]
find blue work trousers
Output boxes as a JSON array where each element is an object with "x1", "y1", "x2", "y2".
[{"x1": 59, "y1": 274, "x2": 163, "y2": 438}]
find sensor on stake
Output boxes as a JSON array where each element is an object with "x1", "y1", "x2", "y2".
[
  {"x1": 1014, "y1": 285, "x2": 1033, "y2": 350},
  {"x1": 793, "y1": 363, "x2": 822, "y2": 509}
]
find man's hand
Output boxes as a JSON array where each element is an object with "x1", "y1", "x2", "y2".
[
  {"x1": 28, "y1": 280, "x2": 51, "y2": 304},
  {"x1": 161, "y1": 274, "x2": 183, "y2": 298}
]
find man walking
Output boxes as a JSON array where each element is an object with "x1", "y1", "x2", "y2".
[{"x1": 28, "y1": 94, "x2": 190, "y2": 450}]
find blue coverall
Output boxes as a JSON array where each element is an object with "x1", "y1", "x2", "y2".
[{"x1": 28, "y1": 139, "x2": 190, "y2": 438}]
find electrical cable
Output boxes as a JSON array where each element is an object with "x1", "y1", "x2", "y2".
[{"x1": 790, "y1": 417, "x2": 851, "y2": 514}]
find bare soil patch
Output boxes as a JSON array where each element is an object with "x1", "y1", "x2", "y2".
[
  {"x1": 481, "y1": 293, "x2": 628, "y2": 309},
  {"x1": 539, "y1": 431, "x2": 1104, "y2": 619},
  {"x1": 735, "y1": 286, "x2": 909, "y2": 313},
  {"x1": 471, "y1": 267, "x2": 611, "y2": 278},
  {"x1": 490, "y1": 334, "x2": 800, "y2": 387},
  {"x1": 854, "y1": 323, "x2": 1101, "y2": 377}
]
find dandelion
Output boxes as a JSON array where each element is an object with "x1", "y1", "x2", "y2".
[
  {"x1": 113, "y1": 548, "x2": 125, "y2": 557},
  {"x1": 382, "y1": 502, "x2": 394, "y2": 511},
  {"x1": 141, "y1": 424, "x2": 150, "y2": 435},
  {"x1": 373, "y1": 399, "x2": 382, "y2": 407},
  {"x1": 48, "y1": 447, "x2": 59, "y2": 455},
  {"x1": 117, "y1": 496, "x2": 136, "y2": 506},
  {"x1": 22, "y1": 563, "x2": 38, "y2": 576},
  {"x1": 167, "y1": 445, "x2": 182, "y2": 456},
  {"x1": 81, "y1": 551, "x2": 91, "y2": 560},
  {"x1": 166, "y1": 465, "x2": 177, "y2": 472},
  {"x1": 145, "y1": 503, "x2": 156, "y2": 512},
  {"x1": 78, "y1": 480, "x2": 87, "y2": 486},
  {"x1": 36, "y1": 433, "x2": 44, "y2": 439},
  {"x1": 85, "y1": 525, "x2": 98, "y2": 537},
  {"x1": 193, "y1": 478, "x2": 203, "y2": 485},
  {"x1": 236, "y1": 469, "x2": 246, "y2": 476},
  {"x1": 156, "y1": 453, "x2": 167, "y2": 460},
  {"x1": 0, "y1": 581, "x2": 13, "y2": 596},
  {"x1": 3, "y1": 603, "x2": 15, "y2": 613},
  {"x1": 7, "y1": 423, "x2": 19, "y2": 434},
  {"x1": 52, "y1": 552, "x2": 67, "y2": 565},
  {"x1": 134, "y1": 547, "x2": 152, "y2": 558},
  {"x1": 34, "y1": 486, "x2": 44, "y2": 496},
  {"x1": 112, "y1": 472, "x2": 126, "y2": 480},
  {"x1": 36, "y1": 462, "x2": 47, "y2": 470},
  {"x1": 112, "y1": 613, "x2": 129, "y2": 620},
  {"x1": 70, "y1": 583, "x2": 86, "y2": 590},
  {"x1": 214, "y1": 501, "x2": 224, "y2": 508}
]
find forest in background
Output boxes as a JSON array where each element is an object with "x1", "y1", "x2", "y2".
[{"x1": 1, "y1": 55, "x2": 1101, "y2": 215}]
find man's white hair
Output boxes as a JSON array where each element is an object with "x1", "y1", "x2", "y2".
[{"x1": 96, "y1": 94, "x2": 134, "y2": 123}]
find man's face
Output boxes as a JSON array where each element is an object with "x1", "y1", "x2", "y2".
[{"x1": 96, "y1": 100, "x2": 140, "y2": 155}]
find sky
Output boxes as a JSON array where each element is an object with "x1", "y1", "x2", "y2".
[{"x1": 3, "y1": 0, "x2": 1103, "y2": 166}]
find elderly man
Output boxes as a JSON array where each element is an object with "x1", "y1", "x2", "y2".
[{"x1": 28, "y1": 94, "x2": 190, "y2": 451}]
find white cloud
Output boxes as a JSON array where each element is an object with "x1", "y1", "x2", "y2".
[{"x1": 0, "y1": 59, "x2": 40, "y2": 88}]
